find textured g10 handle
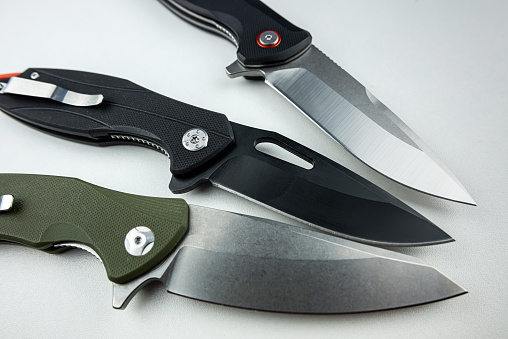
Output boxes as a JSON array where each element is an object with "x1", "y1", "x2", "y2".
[
  {"x1": 0, "y1": 68, "x2": 235, "y2": 175},
  {"x1": 0, "y1": 174, "x2": 189, "y2": 284},
  {"x1": 171, "y1": 0, "x2": 312, "y2": 66}
]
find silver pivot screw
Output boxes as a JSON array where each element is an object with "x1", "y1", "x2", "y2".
[
  {"x1": 30, "y1": 72, "x2": 39, "y2": 80},
  {"x1": 182, "y1": 128, "x2": 209, "y2": 151},
  {"x1": 124, "y1": 226, "x2": 155, "y2": 256}
]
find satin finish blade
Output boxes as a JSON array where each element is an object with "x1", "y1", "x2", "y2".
[
  {"x1": 113, "y1": 205, "x2": 466, "y2": 313},
  {"x1": 227, "y1": 46, "x2": 475, "y2": 205}
]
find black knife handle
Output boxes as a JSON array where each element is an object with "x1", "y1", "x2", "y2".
[
  {"x1": 169, "y1": 0, "x2": 312, "y2": 66},
  {"x1": 0, "y1": 68, "x2": 235, "y2": 175}
]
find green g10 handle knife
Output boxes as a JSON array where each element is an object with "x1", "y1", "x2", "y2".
[{"x1": 0, "y1": 174, "x2": 465, "y2": 313}]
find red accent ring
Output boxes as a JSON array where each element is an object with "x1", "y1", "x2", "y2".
[{"x1": 257, "y1": 30, "x2": 281, "y2": 48}]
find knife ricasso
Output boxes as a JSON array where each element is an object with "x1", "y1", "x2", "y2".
[
  {"x1": 172, "y1": 0, "x2": 312, "y2": 66},
  {"x1": 0, "y1": 174, "x2": 189, "y2": 284}
]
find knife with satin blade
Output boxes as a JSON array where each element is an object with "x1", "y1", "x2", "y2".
[
  {"x1": 0, "y1": 173, "x2": 466, "y2": 312},
  {"x1": 0, "y1": 69, "x2": 451, "y2": 246},
  {"x1": 158, "y1": 0, "x2": 475, "y2": 205}
]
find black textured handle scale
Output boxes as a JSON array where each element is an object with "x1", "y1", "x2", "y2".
[
  {"x1": 170, "y1": 0, "x2": 312, "y2": 66},
  {"x1": 0, "y1": 69, "x2": 235, "y2": 175}
]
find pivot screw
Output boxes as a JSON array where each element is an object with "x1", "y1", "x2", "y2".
[
  {"x1": 124, "y1": 226, "x2": 154, "y2": 256},
  {"x1": 182, "y1": 128, "x2": 209, "y2": 151},
  {"x1": 30, "y1": 72, "x2": 39, "y2": 80},
  {"x1": 257, "y1": 30, "x2": 281, "y2": 48}
]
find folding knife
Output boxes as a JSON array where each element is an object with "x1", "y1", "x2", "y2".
[
  {"x1": 0, "y1": 174, "x2": 466, "y2": 312},
  {"x1": 159, "y1": 0, "x2": 475, "y2": 205},
  {"x1": 0, "y1": 69, "x2": 451, "y2": 246}
]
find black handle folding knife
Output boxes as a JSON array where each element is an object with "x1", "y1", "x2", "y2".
[
  {"x1": 0, "y1": 69, "x2": 452, "y2": 246},
  {"x1": 159, "y1": 0, "x2": 475, "y2": 205}
]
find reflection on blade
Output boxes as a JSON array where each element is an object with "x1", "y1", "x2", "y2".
[
  {"x1": 113, "y1": 206, "x2": 465, "y2": 313},
  {"x1": 227, "y1": 46, "x2": 474, "y2": 205}
]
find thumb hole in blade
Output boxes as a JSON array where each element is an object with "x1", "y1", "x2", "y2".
[{"x1": 255, "y1": 140, "x2": 314, "y2": 170}]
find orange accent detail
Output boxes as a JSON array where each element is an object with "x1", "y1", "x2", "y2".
[
  {"x1": 257, "y1": 30, "x2": 281, "y2": 48},
  {"x1": 0, "y1": 72, "x2": 21, "y2": 81}
]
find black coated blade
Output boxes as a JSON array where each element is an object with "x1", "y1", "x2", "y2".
[{"x1": 170, "y1": 123, "x2": 452, "y2": 246}]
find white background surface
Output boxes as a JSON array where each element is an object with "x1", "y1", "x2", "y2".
[{"x1": 1, "y1": 0, "x2": 507, "y2": 338}]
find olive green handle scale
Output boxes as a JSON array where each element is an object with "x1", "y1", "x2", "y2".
[{"x1": 0, "y1": 174, "x2": 188, "y2": 284}]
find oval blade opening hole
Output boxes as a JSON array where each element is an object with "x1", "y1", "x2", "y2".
[{"x1": 255, "y1": 141, "x2": 314, "y2": 170}]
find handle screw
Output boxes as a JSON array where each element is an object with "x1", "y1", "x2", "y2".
[
  {"x1": 124, "y1": 226, "x2": 154, "y2": 256},
  {"x1": 182, "y1": 128, "x2": 209, "y2": 151}
]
